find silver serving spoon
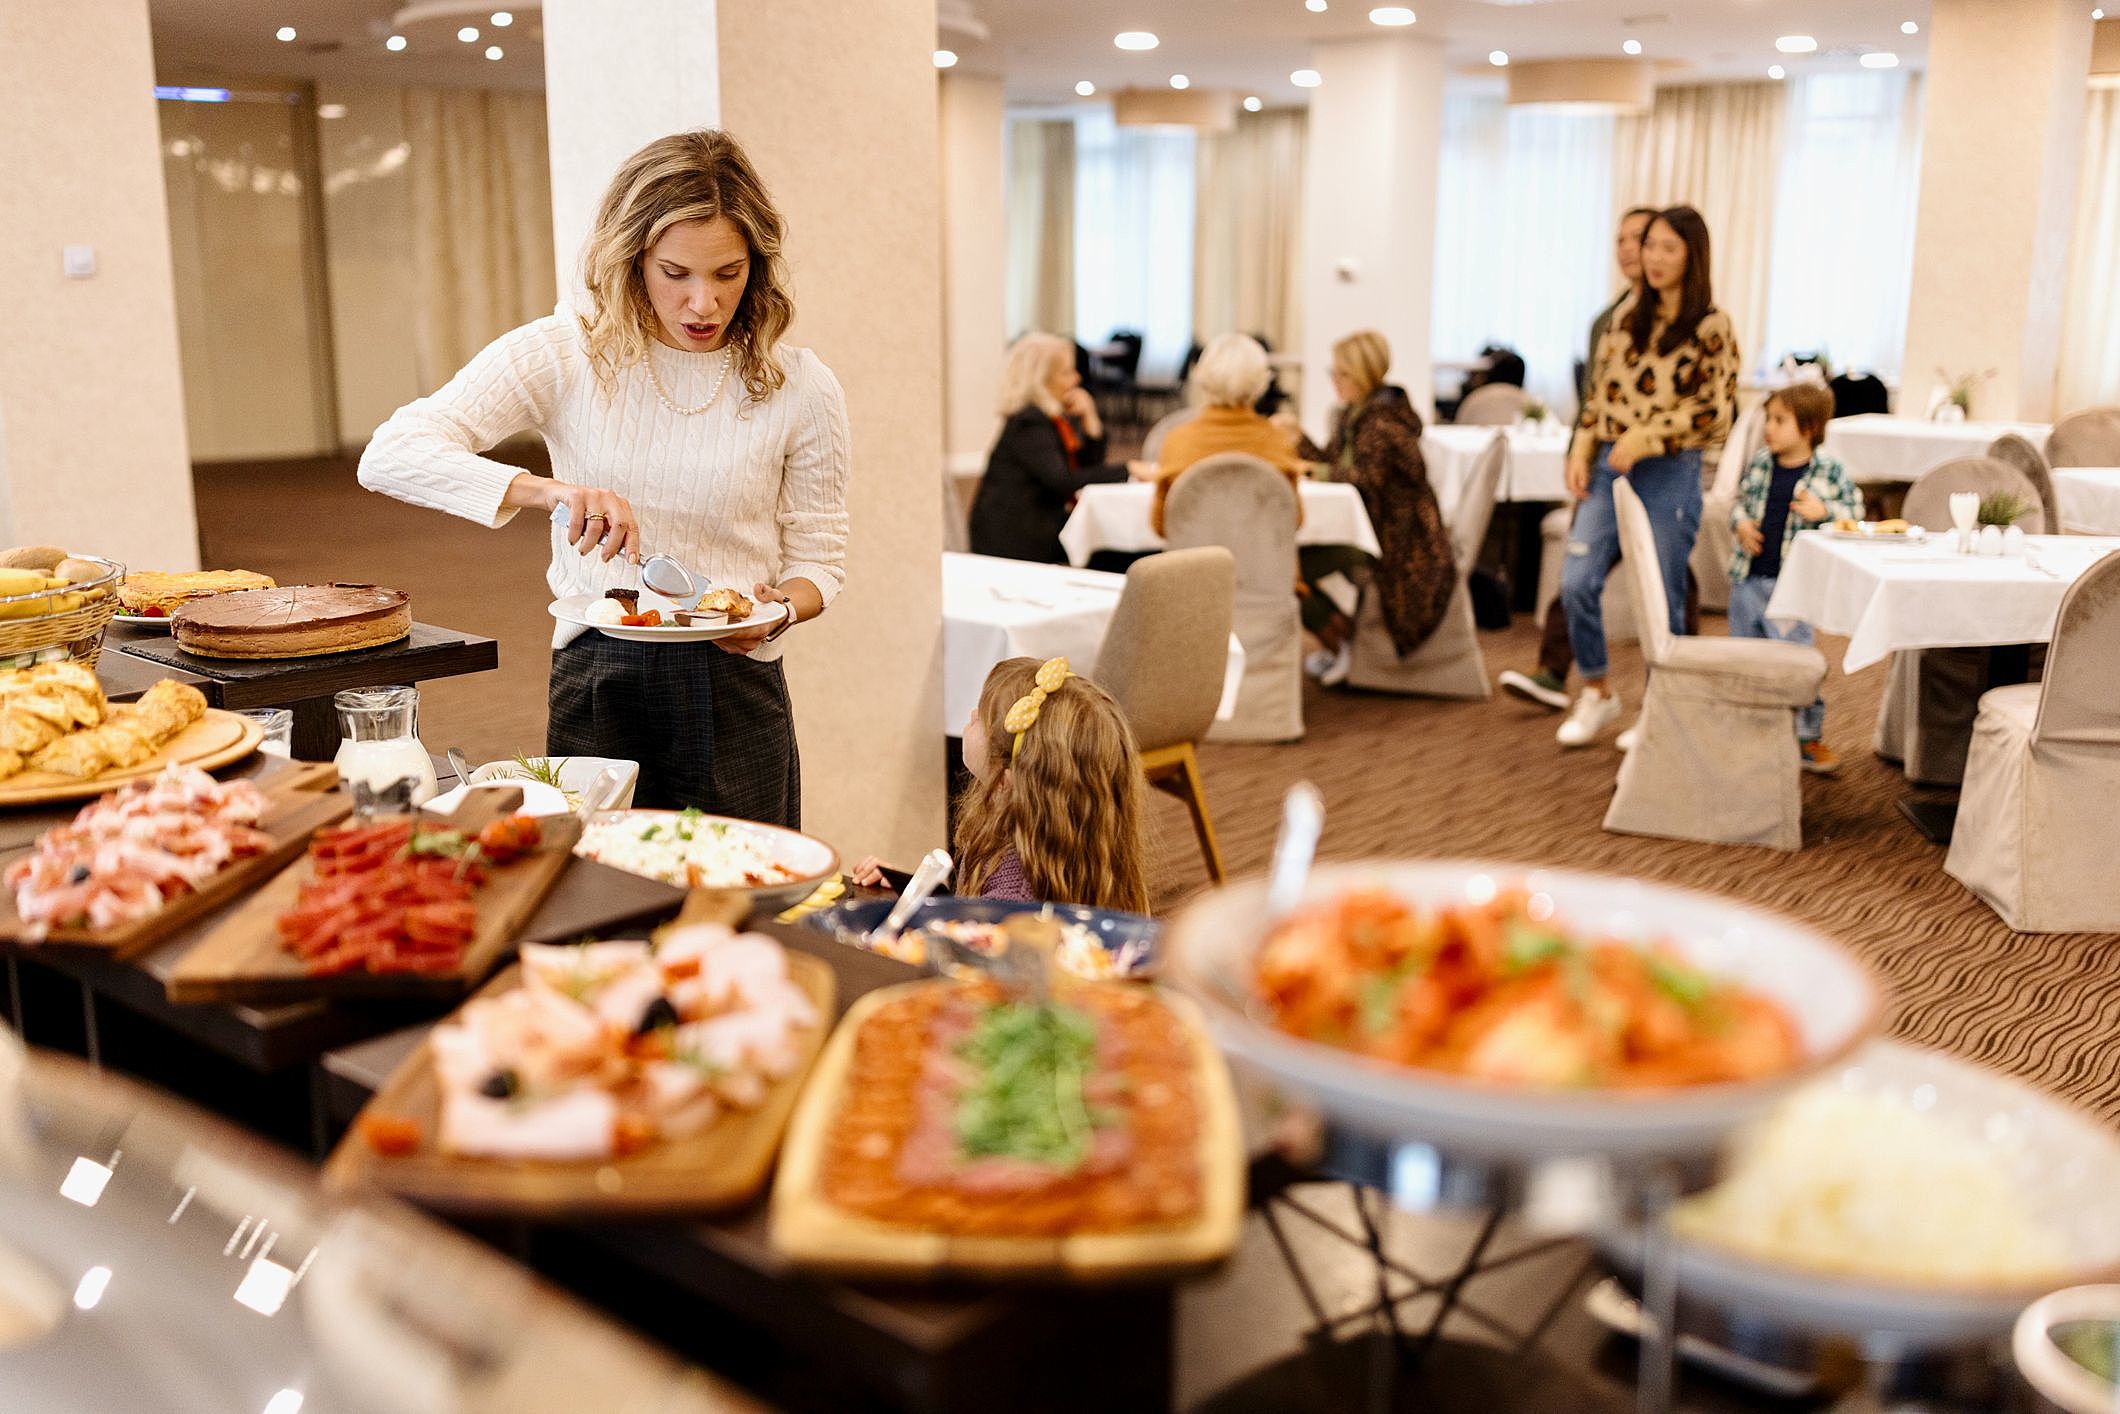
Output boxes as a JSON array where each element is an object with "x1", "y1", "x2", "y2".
[
  {"x1": 639, "y1": 554, "x2": 704, "y2": 605},
  {"x1": 576, "y1": 765, "x2": 630, "y2": 823},
  {"x1": 445, "y1": 746, "x2": 471, "y2": 789},
  {"x1": 1265, "y1": 781, "x2": 1325, "y2": 920},
  {"x1": 869, "y1": 849, "x2": 953, "y2": 952}
]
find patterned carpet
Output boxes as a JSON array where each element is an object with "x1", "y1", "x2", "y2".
[{"x1": 1153, "y1": 619, "x2": 2120, "y2": 1127}]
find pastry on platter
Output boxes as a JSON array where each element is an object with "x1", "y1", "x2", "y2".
[
  {"x1": 28, "y1": 680, "x2": 206, "y2": 780},
  {"x1": 173, "y1": 583, "x2": 410, "y2": 658},
  {"x1": 120, "y1": 568, "x2": 276, "y2": 616},
  {"x1": 693, "y1": 587, "x2": 756, "y2": 622}
]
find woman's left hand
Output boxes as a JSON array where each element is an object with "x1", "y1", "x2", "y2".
[
  {"x1": 1606, "y1": 441, "x2": 1641, "y2": 474},
  {"x1": 713, "y1": 583, "x2": 795, "y2": 656}
]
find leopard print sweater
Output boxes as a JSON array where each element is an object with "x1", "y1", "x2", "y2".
[{"x1": 1571, "y1": 294, "x2": 1739, "y2": 465}]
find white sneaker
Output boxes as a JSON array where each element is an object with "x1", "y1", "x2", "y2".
[
  {"x1": 1557, "y1": 688, "x2": 1622, "y2": 748},
  {"x1": 1616, "y1": 721, "x2": 1640, "y2": 753},
  {"x1": 1303, "y1": 647, "x2": 1336, "y2": 680},
  {"x1": 1319, "y1": 641, "x2": 1353, "y2": 687},
  {"x1": 1498, "y1": 668, "x2": 1571, "y2": 711}
]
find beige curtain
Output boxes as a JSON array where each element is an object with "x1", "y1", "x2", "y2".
[
  {"x1": 403, "y1": 88, "x2": 554, "y2": 389},
  {"x1": 1611, "y1": 83, "x2": 1786, "y2": 368},
  {"x1": 2057, "y1": 88, "x2": 2120, "y2": 415},
  {"x1": 1005, "y1": 119, "x2": 1075, "y2": 338},
  {"x1": 1193, "y1": 108, "x2": 1307, "y2": 354}
]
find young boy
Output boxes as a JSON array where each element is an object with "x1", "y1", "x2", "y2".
[{"x1": 1729, "y1": 381, "x2": 1861, "y2": 773}]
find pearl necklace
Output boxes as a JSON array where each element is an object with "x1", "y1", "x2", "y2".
[{"x1": 646, "y1": 346, "x2": 733, "y2": 416}]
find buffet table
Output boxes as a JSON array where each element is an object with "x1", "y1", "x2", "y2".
[{"x1": 1056, "y1": 481, "x2": 1381, "y2": 567}]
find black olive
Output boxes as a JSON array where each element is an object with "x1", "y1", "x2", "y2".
[
  {"x1": 68, "y1": 865, "x2": 91, "y2": 884},
  {"x1": 478, "y1": 1069, "x2": 518, "y2": 1099},
  {"x1": 636, "y1": 996, "x2": 680, "y2": 1034}
]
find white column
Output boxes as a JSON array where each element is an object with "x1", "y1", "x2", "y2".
[
  {"x1": 542, "y1": 0, "x2": 721, "y2": 304},
  {"x1": 0, "y1": 0, "x2": 198, "y2": 568},
  {"x1": 719, "y1": 0, "x2": 947, "y2": 863},
  {"x1": 939, "y1": 72, "x2": 1008, "y2": 475},
  {"x1": 1901, "y1": 0, "x2": 2094, "y2": 422},
  {"x1": 1297, "y1": 35, "x2": 1447, "y2": 433}
]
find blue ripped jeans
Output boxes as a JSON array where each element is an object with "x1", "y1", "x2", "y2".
[{"x1": 1560, "y1": 445, "x2": 1702, "y2": 682}]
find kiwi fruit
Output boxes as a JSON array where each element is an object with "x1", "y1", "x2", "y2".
[
  {"x1": 53, "y1": 556, "x2": 107, "y2": 586},
  {"x1": 0, "y1": 546, "x2": 67, "y2": 572}
]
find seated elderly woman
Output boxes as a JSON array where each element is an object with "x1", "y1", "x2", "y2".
[
  {"x1": 1149, "y1": 333, "x2": 1309, "y2": 536},
  {"x1": 968, "y1": 332, "x2": 1130, "y2": 563}
]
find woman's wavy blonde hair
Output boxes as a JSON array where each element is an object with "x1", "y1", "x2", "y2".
[
  {"x1": 997, "y1": 333, "x2": 1072, "y2": 419},
  {"x1": 954, "y1": 657, "x2": 1149, "y2": 914},
  {"x1": 578, "y1": 130, "x2": 793, "y2": 407}
]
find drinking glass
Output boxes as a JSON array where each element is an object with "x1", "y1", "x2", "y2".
[{"x1": 236, "y1": 708, "x2": 293, "y2": 759}]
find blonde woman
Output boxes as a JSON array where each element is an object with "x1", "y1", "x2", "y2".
[
  {"x1": 967, "y1": 333, "x2": 1128, "y2": 563},
  {"x1": 1296, "y1": 330, "x2": 1454, "y2": 684},
  {"x1": 358, "y1": 130, "x2": 848, "y2": 825},
  {"x1": 1148, "y1": 333, "x2": 1308, "y2": 537}
]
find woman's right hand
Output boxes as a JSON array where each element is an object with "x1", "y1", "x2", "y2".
[
  {"x1": 849, "y1": 856, "x2": 891, "y2": 888},
  {"x1": 1565, "y1": 454, "x2": 1592, "y2": 500},
  {"x1": 510, "y1": 474, "x2": 641, "y2": 563}
]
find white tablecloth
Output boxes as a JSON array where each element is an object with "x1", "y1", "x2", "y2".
[
  {"x1": 1764, "y1": 532, "x2": 2120, "y2": 673},
  {"x1": 2056, "y1": 468, "x2": 2120, "y2": 536},
  {"x1": 1057, "y1": 481, "x2": 1379, "y2": 567},
  {"x1": 941, "y1": 553, "x2": 1245, "y2": 732},
  {"x1": 1420, "y1": 424, "x2": 1572, "y2": 519},
  {"x1": 1819, "y1": 414, "x2": 2052, "y2": 488}
]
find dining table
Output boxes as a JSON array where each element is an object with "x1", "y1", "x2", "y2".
[
  {"x1": 941, "y1": 552, "x2": 1244, "y2": 733},
  {"x1": 1420, "y1": 423, "x2": 1573, "y2": 518},
  {"x1": 2054, "y1": 467, "x2": 2120, "y2": 536},
  {"x1": 1057, "y1": 480, "x2": 1381, "y2": 568},
  {"x1": 1819, "y1": 414, "x2": 2052, "y2": 488}
]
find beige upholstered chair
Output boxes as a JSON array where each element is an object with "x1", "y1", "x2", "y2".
[
  {"x1": 1537, "y1": 506, "x2": 1639, "y2": 643},
  {"x1": 1093, "y1": 547, "x2": 1237, "y2": 884},
  {"x1": 943, "y1": 463, "x2": 972, "y2": 553},
  {"x1": 1986, "y1": 433, "x2": 2059, "y2": 532},
  {"x1": 2044, "y1": 408, "x2": 2120, "y2": 469},
  {"x1": 1454, "y1": 383, "x2": 1528, "y2": 427},
  {"x1": 1945, "y1": 548, "x2": 2120, "y2": 931},
  {"x1": 1163, "y1": 453, "x2": 1303, "y2": 742},
  {"x1": 1603, "y1": 479, "x2": 1826, "y2": 850},
  {"x1": 1142, "y1": 406, "x2": 1200, "y2": 465},
  {"x1": 1345, "y1": 430, "x2": 1503, "y2": 697},
  {"x1": 1691, "y1": 399, "x2": 1769, "y2": 615},
  {"x1": 1874, "y1": 457, "x2": 2047, "y2": 785}
]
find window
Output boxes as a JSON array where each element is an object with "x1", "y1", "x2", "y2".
[{"x1": 1070, "y1": 106, "x2": 1197, "y2": 378}]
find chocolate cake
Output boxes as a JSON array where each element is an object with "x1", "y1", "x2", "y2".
[{"x1": 171, "y1": 583, "x2": 411, "y2": 659}]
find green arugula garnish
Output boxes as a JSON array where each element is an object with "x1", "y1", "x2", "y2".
[
  {"x1": 640, "y1": 823, "x2": 662, "y2": 840},
  {"x1": 952, "y1": 1001, "x2": 1106, "y2": 1168},
  {"x1": 1356, "y1": 957, "x2": 1426, "y2": 1035},
  {"x1": 1503, "y1": 920, "x2": 1573, "y2": 972},
  {"x1": 1646, "y1": 955, "x2": 1715, "y2": 1011}
]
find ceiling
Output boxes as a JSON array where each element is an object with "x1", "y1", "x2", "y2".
[{"x1": 146, "y1": 0, "x2": 1935, "y2": 105}]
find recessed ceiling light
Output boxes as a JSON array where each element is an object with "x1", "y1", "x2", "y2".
[
  {"x1": 457, "y1": 25, "x2": 479, "y2": 42},
  {"x1": 1306, "y1": 0, "x2": 1327, "y2": 9},
  {"x1": 1114, "y1": 31, "x2": 1158, "y2": 51},
  {"x1": 2093, "y1": 6, "x2": 2104, "y2": 16},
  {"x1": 1075, "y1": 79, "x2": 1096, "y2": 96},
  {"x1": 484, "y1": 44, "x2": 503, "y2": 59},
  {"x1": 1243, "y1": 95, "x2": 1263, "y2": 111},
  {"x1": 1488, "y1": 50, "x2": 1509, "y2": 66},
  {"x1": 1901, "y1": 20, "x2": 1919, "y2": 34},
  {"x1": 1775, "y1": 35, "x2": 1817, "y2": 54},
  {"x1": 1169, "y1": 73, "x2": 1190, "y2": 89},
  {"x1": 934, "y1": 49, "x2": 958, "y2": 68},
  {"x1": 316, "y1": 102, "x2": 347, "y2": 119},
  {"x1": 385, "y1": 34, "x2": 406, "y2": 50},
  {"x1": 1622, "y1": 38, "x2": 1643, "y2": 55},
  {"x1": 275, "y1": 25, "x2": 296, "y2": 41},
  {"x1": 1369, "y1": 6, "x2": 1415, "y2": 25},
  {"x1": 490, "y1": 10, "x2": 513, "y2": 25},
  {"x1": 1860, "y1": 50, "x2": 1899, "y2": 67},
  {"x1": 1291, "y1": 68, "x2": 1322, "y2": 87},
  {"x1": 1767, "y1": 63, "x2": 1786, "y2": 79}
]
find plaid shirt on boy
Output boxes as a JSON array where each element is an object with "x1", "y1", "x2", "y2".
[{"x1": 1727, "y1": 448, "x2": 1863, "y2": 583}]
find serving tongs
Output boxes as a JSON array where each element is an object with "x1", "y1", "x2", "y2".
[
  {"x1": 1265, "y1": 781, "x2": 1325, "y2": 922},
  {"x1": 575, "y1": 765, "x2": 631, "y2": 825},
  {"x1": 869, "y1": 849, "x2": 952, "y2": 953},
  {"x1": 550, "y1": 500, "x2": 706, "y2": 607}
]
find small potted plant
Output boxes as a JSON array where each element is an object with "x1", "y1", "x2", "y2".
[
  {"x1": 1975, "y1": 489, "x2": 2031, "y2": 555},
  {"x1": 1932, "y1": 366, "x2": 1998, "y2": 422},
  {"x1": 1518, "y1": 396, "x2": 1550, "y2": 428}
]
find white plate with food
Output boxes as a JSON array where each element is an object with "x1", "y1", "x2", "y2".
[
  {"x1": 1823, "y1": 520, "x2": 1926, "y2": 542},
  {"x1": 1161, "y1": 862, "x2": 1881, "y2": 1166},
  {"x1": 574, "y1": 808, "x2": 838, "y2": 913},
  {"x1": 549, "y1": 591, "x2": 786, "y2": 645},
  {"x1": 1607, "y1": 1040, "x2": 2120, "y2": 1350}
]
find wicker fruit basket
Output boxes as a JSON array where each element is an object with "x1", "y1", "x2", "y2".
[{"x1": 0, "y1": 555, "x2": 123, "y2": 671}]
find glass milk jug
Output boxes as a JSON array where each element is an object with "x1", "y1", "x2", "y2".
[{"x1": 333, "y1": 685, "x2": 439, "y2": 807}]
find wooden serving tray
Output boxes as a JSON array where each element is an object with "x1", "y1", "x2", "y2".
[
  {"x1": 769, "y1": 981, "x2": 1246, "y2": 1282},
  {"x1": 323, "y1": 929, "x2": 834, "y2": 1217},
  {"x1": 0, "y1": 760, "x2": 350, "y2": 959},
  {"x1": 0, "y1": 709, "x2": 264, "y2": 808},
  {"x1": 164, "y1": 786, "x2": 580, "y2": 1005}
]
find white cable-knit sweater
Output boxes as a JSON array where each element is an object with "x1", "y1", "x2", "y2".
[{"x1": 358, "y1": 311, "x2": 851, "y2": 656}]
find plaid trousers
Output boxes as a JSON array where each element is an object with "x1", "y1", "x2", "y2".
[{"x1": 548, "y1": 635, "x2": 800, "y2": 826}]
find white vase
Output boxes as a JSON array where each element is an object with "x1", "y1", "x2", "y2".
[
  {"x1": 1936, "y1": 402, "x2": 1968, "y2": 424},
  {"x1": 2002, "y1": 524, "x2": 2026, "y2": 556},
  {"x1": 1977, "y1": 524, "x2": 2004, "y2": 556}
]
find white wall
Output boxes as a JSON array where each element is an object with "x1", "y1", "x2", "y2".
[
  {"x1": 0, "y1": 0, "x2": 199, "y2": 569},
  {"x1": 940, "y1": 73, "x2": 1008, "y2": 473}
]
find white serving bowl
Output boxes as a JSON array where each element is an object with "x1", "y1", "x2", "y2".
[
  {"x1": 573, "y1": 809, "x2": 839, "y2": 915},
  {"x1": 1635, "y1": 1041, "x2": 2120, "y2": 1351},
  {"x1": 424, "y1": 779, "x2": 575, "y2": 819},
  {"x1": 468, "y1": 755, "x2": 639, "y2": 810},
  {"x1": 1161, "y1": 860, "x2": 1882, "y2": 1167}
]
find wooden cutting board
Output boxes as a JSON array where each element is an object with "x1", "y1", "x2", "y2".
[
  {"x1": 164, "y1": 786, "x2": 581, "y2": 1005},
  {"x1": 322, "y1": 931, "x2": 834, "y2": 1217},
  {"x1": 769, "y1": 982, "x2": 1246, "y2": 1282},
  {"x1": 0, "y1": 709, "x2": 264, "y2": 808},
  {"x1": 0, "y1": 760, "x2": 349, "y2": 959}
]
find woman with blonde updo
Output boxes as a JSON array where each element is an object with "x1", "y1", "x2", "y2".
[
  {"x1": 851, "y1": 656, "x2": 1149, "y2": 912},
  {"x1": 1294, "y1": 330, "x2": 1454, "y2": 684},
  {"x1": 968, "y1": 333, "x2": 1130, "y2": 563},
  {"x1": 360, "y1": 129, "x2": 848, "y2": 824}
]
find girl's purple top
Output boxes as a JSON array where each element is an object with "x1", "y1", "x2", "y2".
[{"x1": 980, "y1": 848, "x2": 1037, "y2": 902}]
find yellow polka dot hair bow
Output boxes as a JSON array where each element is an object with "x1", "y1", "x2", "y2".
[{"x1": 1004, "y1": 657, "x2": 1073, "y2": 759}]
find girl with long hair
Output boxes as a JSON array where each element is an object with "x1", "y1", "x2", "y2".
[
  {"x1": 1554, "y1": 204, "x2": 1739, "y2": 749},
  {"x1": 852, "y1": 657, "x2": 1150, "y2": 914},
  {"x1": 360, "y1": 130, "x2": 849, "y2": 823}
]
